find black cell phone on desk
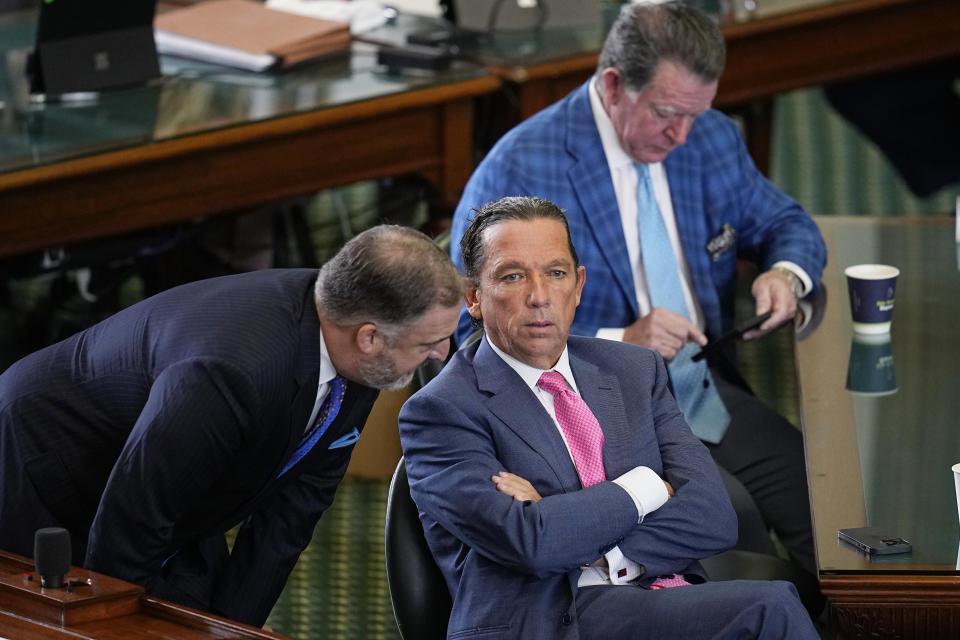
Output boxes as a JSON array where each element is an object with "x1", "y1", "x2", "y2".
[
  {"x1": 838, "y1": 527, "x2": 912, "y2": 555},
  {"x1": 691, "y1": 311, "x2": 772, "y2": 362}
]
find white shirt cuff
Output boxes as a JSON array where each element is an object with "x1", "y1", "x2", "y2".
[
  {"x1": 771, "y1": 260, "x2": 813, "y2": 298},
  {"x1": 595, "y1": 327, "x2": 626, "y2": 342},
  {"x1": 612, "y1": 466, "x2": 670, "y2": 523}
]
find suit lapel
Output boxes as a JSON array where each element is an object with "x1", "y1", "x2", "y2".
[
  {"x1": 565, "y1": 84, "x2": 638, "y2": 314},
  {"x1": 474, "y1": 341, "x2": 583, "y2": 492},
  {"x1": 278, "y1": 286, "x2": 328, "y2": 470}
]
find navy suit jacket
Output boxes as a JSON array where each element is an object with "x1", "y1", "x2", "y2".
[
  {"x1": 0, "y1": 269, "x2": 378, "y2": 626},
  {"x1": 451, "y1": 81, "x2": 827, "y2": 344},
  {"x1": 399, "y1": 336, "x2": 737, "y2": 639}
]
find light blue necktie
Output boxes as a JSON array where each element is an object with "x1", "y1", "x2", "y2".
[
  {"x1": 635, "y1": 163, "x2": 729, "y2": 443},
  {"x1": 279, "y1": 375, "x2": 347, "y2": 477}
]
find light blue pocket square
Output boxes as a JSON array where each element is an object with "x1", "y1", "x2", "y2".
[{"x1": 328, "y1": 428, "x2": 360, "y2": 449}]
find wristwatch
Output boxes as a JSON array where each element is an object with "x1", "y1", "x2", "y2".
[{"x1": 771, "y1": 266, "x2": 803, "y2": 299}]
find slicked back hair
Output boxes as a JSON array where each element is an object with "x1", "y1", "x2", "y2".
[{"x1": 459, "y1": 196, "x2": 579, "y2": 286}]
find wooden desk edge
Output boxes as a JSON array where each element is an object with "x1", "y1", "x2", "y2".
[{"x1": 0, "y1": 74, "x2": 501, "y2": 194}]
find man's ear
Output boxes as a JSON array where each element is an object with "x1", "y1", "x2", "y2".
[
  {"x1": 464, "y1": 284, "x2": 483, "y2": 321},
  {"x1": 355, "y1": 322, "x2": 384, "y2": 355},
  {"x1": 600, "y1": 67, "x2": 624, "y2": 105},
  {"x1": 574, "y1": 265, "x2": 586, "y2": 307}
]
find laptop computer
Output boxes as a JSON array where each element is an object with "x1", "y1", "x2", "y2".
[{"x1": 31, "y1": 0, "x2": 160, "y2": 96}]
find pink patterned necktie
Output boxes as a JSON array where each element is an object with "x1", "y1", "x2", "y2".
[
  {"x1": 537, "y1": 371, "x2": 606, "y2": 487},
  {"x1": 650, "y1": 574, "x2": 691, "y2": 589}
]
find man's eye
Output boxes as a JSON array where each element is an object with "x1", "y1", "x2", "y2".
[
  {"x1": 549, "y1": 270, "x2": 566, "y2": 278},
  {"x1": 653, "y1": 106, "x2": 676, "y2": 120},
  {"x1": 502, "y1": 273, "x2": 521, "y2": 282}
]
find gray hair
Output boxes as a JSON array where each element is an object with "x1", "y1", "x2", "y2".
[
  {"x1": 459, "y1": 196, "x2": 579, "y2": 286},
  {"x1": 315, "y1": 225, "x2": 464, "y2": 341},
  {"x1": 596, "y1": 1, "x2": 725, "y2": 92}
]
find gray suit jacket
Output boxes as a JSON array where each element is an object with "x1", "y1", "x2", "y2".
[{"x1": 399, "y1": 336, "x2": 736, "y2": 639}]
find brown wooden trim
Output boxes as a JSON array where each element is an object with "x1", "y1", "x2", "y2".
[
  {"x1": 0, "y1": 74, "x2": 500, "y2": 259},
  {"x1": 718, "y1": 0, "x2": 960, "y2": 107},
  {"x1": 140, "y1": 597, "x2": 286, "y2": 639},
  {"x1": 485, "y1": 52, "x2": 598, "y2": 84},
  {"x1": 0, "y1": 551, "x2": 143, "y2": 627},
  {"x1": 0, "y1": 75, "x2": 500, "y2": 194},
  {"x1": 822, "y1": 574, "x2": 960, "y2": 603}
]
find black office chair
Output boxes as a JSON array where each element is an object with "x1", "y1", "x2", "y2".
[{"x1": 385, "y1": 457, "x2": 451, "y2": 640}]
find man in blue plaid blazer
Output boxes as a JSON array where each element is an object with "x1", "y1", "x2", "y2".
[{"x1": 450, "y1": 2, "x2": 826, "y2": 587}]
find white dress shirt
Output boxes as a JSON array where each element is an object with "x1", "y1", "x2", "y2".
[
  {"x1": 306, "y1": 329, "x2": 339, "y2": 434},
  {"x1": 485, "y1": 337, "x2": 669, "y2": 586}
]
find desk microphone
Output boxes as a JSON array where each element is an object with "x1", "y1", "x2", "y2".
[{"x1": 34, "y1": 527, "x2": 71, "y2": 588}]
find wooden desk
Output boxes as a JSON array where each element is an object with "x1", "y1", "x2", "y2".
[
  {"x1": 474, "y1": 0, "x2": 960, "y2": 172},
  {"x1": 0, "y1": 14, "x2": 499, "y2": 260},
  {"x1": 0, "y1": 549, "x2": 289, "y2": 639},
  {"x1": 798, "y1": 216, "x2": 960, "y2": 639}
]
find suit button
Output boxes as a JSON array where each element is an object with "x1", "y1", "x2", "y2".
[
  {"x1": 703, "y1": 379, "x2": 710, "y2": 388},
  {"x1": 560, "y1": 613, "x2": 572, "y2": 625}
]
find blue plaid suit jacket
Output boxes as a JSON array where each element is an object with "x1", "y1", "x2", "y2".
[{"x1": 451, "y1": 81, "x2": 826, "y2": 344}]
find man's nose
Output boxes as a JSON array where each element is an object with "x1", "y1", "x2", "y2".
[
  {"x1": 527, "y1": 275, "x2": 550, "y2": 306},
  {"x1": 666, "y1": 116, "x2": 694, "y2": 146}
]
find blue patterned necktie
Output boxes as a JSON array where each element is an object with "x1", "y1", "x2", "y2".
[
  {"x1": 279, "y1": 375, "x2": 347, "y2": 477},
  {"x1": 635, "y1": 163, "x2": 729, "y2": 443}
]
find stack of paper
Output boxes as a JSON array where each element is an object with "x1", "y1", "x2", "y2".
[
  {"x1": 154, "y1": 0, "x2": 351, "y2": 72},
  {"x1": 265, "y1": 0, "x2": 387, "y2": 35}
]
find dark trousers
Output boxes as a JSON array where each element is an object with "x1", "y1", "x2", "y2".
[
  {"x1": 576, "y1": 579, "x2": 817, "y2": 640},
  {"x1": 708, "y1": 371, "x2": 816, "y2": 578}
]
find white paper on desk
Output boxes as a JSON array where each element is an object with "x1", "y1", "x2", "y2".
[
  {"x1": 155, "y1": 30, "x2": 278, "y2": 72},
  {"x1": 266, "y1": 0, "x2": 386, "y2": 35}
]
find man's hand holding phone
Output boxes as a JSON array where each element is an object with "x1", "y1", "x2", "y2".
[{"x1": 692, "y1": 311, "x2": 772, "y2": 363}]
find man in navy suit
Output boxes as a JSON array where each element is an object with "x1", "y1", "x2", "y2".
[
  {"x1": 400, "y1": 197, "x2": 817, "y2": 639},
  {"x1": 0, "y1": 225, "x2": 463, "y2": 627},
  {"x1": 449, "y1": 1, "x2": 825, "y2": 580}
]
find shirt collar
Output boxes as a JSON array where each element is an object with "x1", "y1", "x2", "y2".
[
  {"x1": 485, "y1": 336, "x2": 579, "y2": 395},
  {"x1": 590, "y1": 76, "x2": 635, "y2": 171},
  {"x1": 318, "y1": 327, "x2": 337, "y2": 386}
]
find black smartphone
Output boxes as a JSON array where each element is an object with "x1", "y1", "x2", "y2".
[
  {"x1": 838, "y1": 527, "x2": 912, "y2": 555},
  {"x1": 691, "y1": 311, "x2": 772, "y2": 362}
]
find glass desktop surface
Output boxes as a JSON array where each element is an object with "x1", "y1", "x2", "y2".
[
  {"x1": 798, "y1": 216, "x2": 960, "y2": 576},
  {"x1": 718, "y1": 0, "x2": 849, "y2": 22},
  {"x1": 0, "y1": 10, "x2": 488, "y2": 176},
  {"x1": 361, "y1": 0, "x2": 860, "y2": 70}
]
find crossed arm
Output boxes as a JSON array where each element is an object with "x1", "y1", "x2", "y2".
[
  {"x1": 492, "y1": 470, "x2": 674, "y2": 501},
  {"x1": 399, "y1": 355, "x2": 736, "y2": 579}
]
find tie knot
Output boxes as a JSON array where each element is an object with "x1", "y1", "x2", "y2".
[{"x1": 538, "y1": 370, "x2": 569, "y2": 396}]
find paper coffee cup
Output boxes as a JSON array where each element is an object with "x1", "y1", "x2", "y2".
[{"x1": 845, "y1": 264, "x2": 899, "y2": 334}]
